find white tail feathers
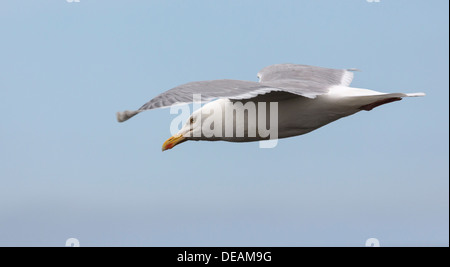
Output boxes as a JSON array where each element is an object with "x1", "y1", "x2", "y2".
[{"x1": 116, "y1": 110, "x2": 141, "y2": 123}]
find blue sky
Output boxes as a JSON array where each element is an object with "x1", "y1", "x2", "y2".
[{"x1": 0, "y1": 0, "x2": 448, "y2": 246}]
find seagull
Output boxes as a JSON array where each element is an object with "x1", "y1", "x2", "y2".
[{"x1": 116, "y1": 64, "x2": 425, "y2": 151}]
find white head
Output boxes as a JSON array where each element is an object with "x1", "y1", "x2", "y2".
[{"x1": 162, "y1": 100, "x2": 225, "y2": 151}]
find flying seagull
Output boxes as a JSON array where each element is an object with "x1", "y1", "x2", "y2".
[{"x1": 116, "y1": 64, "x2": 425, "y2": 151}]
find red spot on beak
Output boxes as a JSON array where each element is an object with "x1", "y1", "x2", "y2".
[{"x1": 162, "y1": 134, "x2": 186, "y2": 151}]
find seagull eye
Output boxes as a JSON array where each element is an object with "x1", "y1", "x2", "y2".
[{"x1": 190, "y1": 117, "x2": 195, "y2": 124}]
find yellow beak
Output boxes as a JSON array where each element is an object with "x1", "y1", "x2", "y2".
[{"x1": 162, "y1": 134, "x2": 186, "y2": 151}]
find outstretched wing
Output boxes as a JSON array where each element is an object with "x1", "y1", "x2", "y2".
[
  {"x1": 117, "y1": 64, "x2": 357, "y2": 122},
  {"x1": 138, "y1": 80, "x2": 267, "y2": 110},
  {"x1": 257, "y1": 63, "x2": 356, "y2": 87}
]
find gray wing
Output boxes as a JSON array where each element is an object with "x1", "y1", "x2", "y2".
[
  {"x1": 138, "y1": 79, "x2": 268, "y2": 110},
  {"x1": 117, "y1": 79, "x2": 275, "y2": 122},
  {"x1": 257, "y1": 63, "x2": 356, "y2": 87},
  {"x1": 116, "y1": 64, "x2": 356, "y2": 122}
]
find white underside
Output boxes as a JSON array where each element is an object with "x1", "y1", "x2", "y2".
[
  {"x1": 184, "y1": 86, "x2": 425, "y2": 141},
  {"x1": 327, "y1": 85, "x2": 425, "y2": 98}
]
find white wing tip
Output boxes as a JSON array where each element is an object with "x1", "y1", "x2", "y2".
[{"x1": 116, "y1": 110, "x2": 141, "y2": 123}]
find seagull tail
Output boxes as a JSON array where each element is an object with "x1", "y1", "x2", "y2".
[
  {"x1": 356, "y1": 92, "x2": 426, "y2": 111},
  {"x1": 116, "y1": 110, "x2": 142, "y2": 123},
  {"x1": 404, "y1": 92, "x2": 426, "y2": 97}
]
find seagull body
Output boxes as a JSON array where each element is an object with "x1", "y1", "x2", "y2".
[{"x1": 117, "y1": 64, "x2": 424, "y2": 151}]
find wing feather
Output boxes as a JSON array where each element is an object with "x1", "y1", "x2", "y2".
[
  {"x1": 116, "y1": 64, "x2": 357, "y2": 122},
  {"x1": 257, "y1": 63, "x2": 356, "y2": 87}
]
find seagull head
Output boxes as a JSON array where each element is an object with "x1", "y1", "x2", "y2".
[{"x1": 161, "y1": 103, "x2": 216, "y2": 151}]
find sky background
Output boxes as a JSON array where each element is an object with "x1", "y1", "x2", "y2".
[{"x1": 0, "y1": 0, "x2": 448, "y2": 247}]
